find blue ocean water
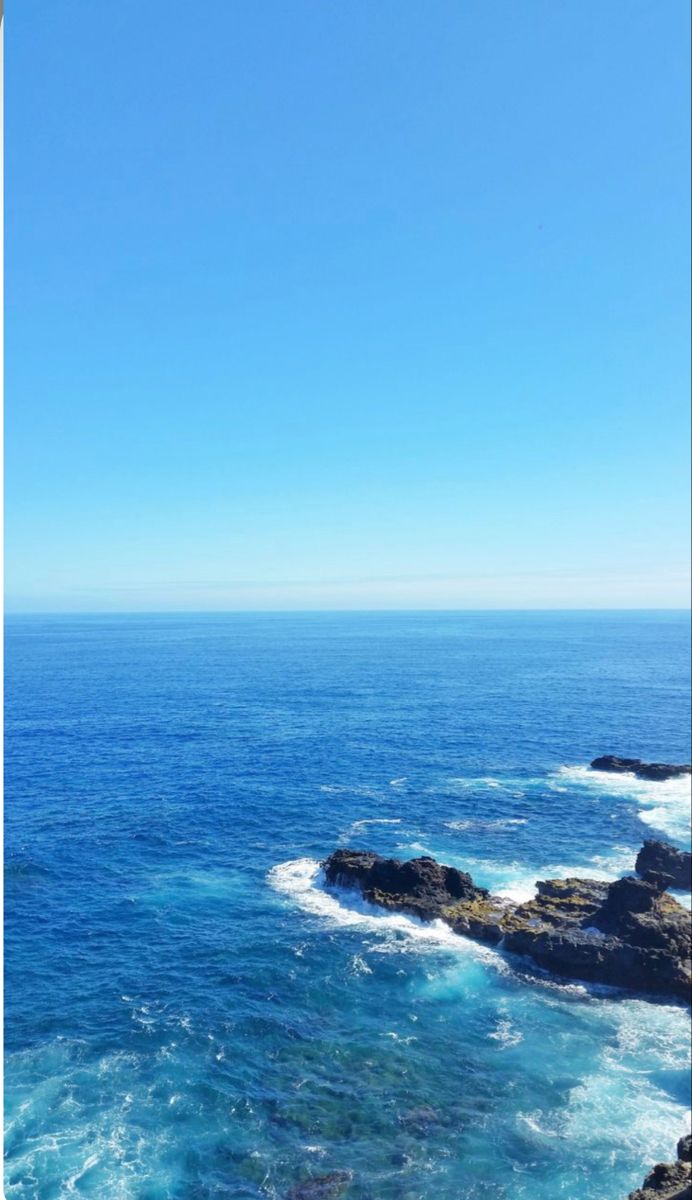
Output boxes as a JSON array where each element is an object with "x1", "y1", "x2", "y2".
[{"x1": 5, "y1": 610, "x2": 692, "y2": 1200}]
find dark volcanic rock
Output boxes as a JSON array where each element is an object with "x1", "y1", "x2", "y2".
[
  {"x1": 321, "y1": 851, "x2": 692, "y2": 1001},
  {"x1": 509, "y1": 875, "x2": 692, "y2": 998},
  {"x1": 637, "y1": 841, "x2": 692, "y2": 892},
  {"x1": 628, "y1": 1137, "x2": 692, "y2": 1199},
  {"x1": 323, "y1": 849, "x2": 487, "y2": 922},
  {"x1": 595, "y1": 876, "x2": 661, "y2": 922},
  {"x1": 287, "y1": 1171, "x2": 353, "y2": 1200},
  {"x1": 591, "y1": 756, "x2": 691, "y2": 782}
]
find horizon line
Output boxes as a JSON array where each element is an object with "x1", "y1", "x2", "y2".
[{"x1": 5, "y1": 606, "x2": 692, "y2": 618}]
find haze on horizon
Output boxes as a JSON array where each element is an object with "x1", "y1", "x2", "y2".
[{"x1": 6, "y1": 1, "x2": 691, "y2": 613}]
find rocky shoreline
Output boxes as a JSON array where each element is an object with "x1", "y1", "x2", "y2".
[
  {"x1": 318, "y1": 761, "x2": 691, "y2": 1198},
  {"x1": 322, "y1": 840, "x2": 691, "y2": 1002},
  {"x1": 628, "y1": 1135, "x2": 691, "y2": 1200}
]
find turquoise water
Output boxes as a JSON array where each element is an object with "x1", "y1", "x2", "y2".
[{"x1": 5, "y1": 611, "x2": 691, "y2": 1199}]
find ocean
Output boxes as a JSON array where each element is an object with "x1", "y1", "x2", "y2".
[{"x1": 4, "y1": 610, "x2": 691, "y2": 1200}]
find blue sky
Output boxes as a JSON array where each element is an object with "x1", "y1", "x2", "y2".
[{"x1": 6, "y1": 0, "x2": 690, "y2": 611}]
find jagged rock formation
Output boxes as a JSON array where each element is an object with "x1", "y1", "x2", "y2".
[
  {"x1": 627, "y1": 1135, "x2": 692, "y2": 1199},
  {"x1": 636, "y1": 841, "x2": 692, "y2": 891},
  {"x1": 322, "y1": 850, "x2": 692, "y2": 1001},
  {"x1": 591, "y1": 756, "x2": 691, "y2": 782},
  {"x1": 323, "y1": 849, "x2": 489, "y2": 922}
]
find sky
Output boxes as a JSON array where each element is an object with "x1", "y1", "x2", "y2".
[{"x1": 6, "y1": 0, "x2": 691, "y2": 612}]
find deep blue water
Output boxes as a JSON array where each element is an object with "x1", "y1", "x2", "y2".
[{"x1": 5, "y1": 611, "x2": 692, "y2": 1200}]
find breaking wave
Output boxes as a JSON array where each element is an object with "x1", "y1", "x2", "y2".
[
  {"x1": 552, "y1": 766, "x2": 691, "y2": 846},
  {"x1": 268, "y1": 857, "x2": 507, "y2": 968}
]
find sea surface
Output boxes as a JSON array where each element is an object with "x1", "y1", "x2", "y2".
[{"x1": 5, "y1": 611, "x2": 692, "y2": 1200}]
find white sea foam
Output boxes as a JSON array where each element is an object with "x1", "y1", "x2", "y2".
[
  {"x1": 552, "y1": 766, "x2": 691, "y2": 846},
  {"x1": 564, "y1": 1027, "x2": 691, "y2": 1168},
  {"x1": 64, "y1": 1153, "x2": 100, "y2": 1193},
  {"x1": 513, "y1": 996, "x2": 690, "y2": 1167}
]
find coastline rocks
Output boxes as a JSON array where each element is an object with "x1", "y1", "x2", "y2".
[
  {"x1": 636, "y1": 841, "x2": 692, "y2": 892},
  {"x1": 503, "y1": 876, "x2": 691, "y2": 999},
  {"x1": 322, "y1": 851, "x2": 692, "y2": 1001},
  {"x1": 627, "y1": 1138, "x2": 692, "y2": 1200},
  {"x1": 591, "y1": 756, "x2": 691, "y2": 782}
]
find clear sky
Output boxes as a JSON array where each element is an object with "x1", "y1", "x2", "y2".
[{"x1": 6, "y1": 0, "x2": 691, "y2": 611}]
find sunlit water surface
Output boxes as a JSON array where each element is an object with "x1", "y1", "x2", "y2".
[{"x1": 5, "y1": 612, "x2": 691, "y2": 1199}]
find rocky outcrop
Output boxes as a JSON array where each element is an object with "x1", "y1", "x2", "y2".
[
  {"x1": 323, "y1": 849, "x2": 488, "y2": 923},
  {"x1": 627, "y1": 1136, "x2": 692, "y2": 1199},
  {"x1": 322, "y1": 851, "x2": 692, "y2": 1002},
  {"x1": 591, "y1": 756, "x2": 691, "y2": 782},
  {"x1": 636, "y1": 841, "x2": 692, "y2": 891}
]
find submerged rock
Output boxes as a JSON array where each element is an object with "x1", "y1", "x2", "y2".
[
  {"x1": 287, "y1": 1170, "x2": 353, "y2": 1200},
  {"x1": 636, "y1": 841, "x2": 692, "y2": 892},
  {"x1": 321, "y1": 850, "x2": 691, "y2": 1002},
  {"x1": 397, "y1": 1106, "x2": 440, "y2": 1134},
  {"x1": 627, "y1": 1136, "x2": 692, "y2": 1199},
  {"x1": 590, "y1": 756, "x2": 691, "y2": 782}
]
